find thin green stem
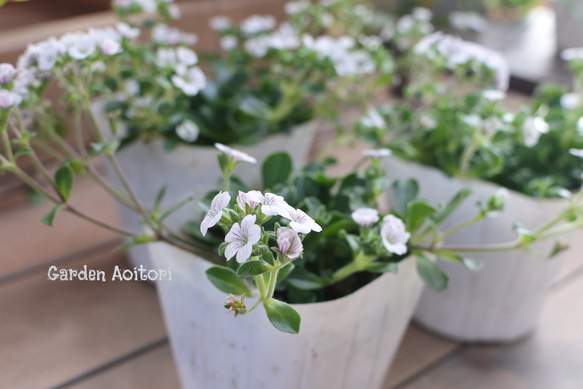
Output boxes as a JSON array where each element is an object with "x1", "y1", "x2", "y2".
[
  {"x1": 459, "y1": 135, "x2": 480, "y2": 177},
  {"x1": 434, "y1": 213, "x2": 484, "y2": 246}
]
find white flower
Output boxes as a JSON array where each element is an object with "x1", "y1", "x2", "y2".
[
  {"x1": 171, "y1": 66, "x2": 205, "y2": 96},
  {"x1": 23, "y1": 38, "x2": 62, "y2": 71},
  {"x1": 321, "y1": 12, "x2": 334, "y2": 27},
  {"x1": 176, "y1": 119, "x2": 199, "y2": 142},
  {"x1": 569, "y1": 148, "x2": 583, "y2": 158},
  {"x1": 220, "y1": 36, "x2": 238, "y2": 51},
  {"x1": 481, "y1": 117, "x2": 503, "y2": 137},
  {"x1": 359, "y1": 35, "x2": 382, "y2": 50},
  {"x1": 284, "y1": 0, "x2": 309, "y2": 15},
  {"x1": 561, "y1": 93, "x2": 581, "y2": 109},
  {"x1": 210, "y1": 16, "x2": 231, "y2": 31},
  {"x1": 245, "y1": 36, "x2": 271, "y2": 57},
  {"x1": 412, "y1": 7, "x2": 432, "y2": 21},
  {"x1": 224, "y1": 214, "x2": 261, "y2": 263},
  {"x1": 246, "y1": 191, "x2": 290, "y2": 216},
  {"x1": 482, "y1": 89, "x2": 505, "y2": 101},
  {"x1": 156, "y1": 48, "x2": 176, "y2": 67},
  {"x1": 176, "y1": 47, "x2": 198, "y2": 66},
  {"x1": 396, "y1": 15, "x2": 415, "y2": 34},
  {"x1": 214, "y1": 143, "x2": 257, "y2": 164},
  {"x1": 277, "y1": 227, "x2": 303, "y2": 259},
  {"x1": 361, "y1": 109, "x2": 385, "y2": 128},
  {"x1": 351, "y1": 208, "x2": 379, "y2": 228},
  {"x1": 200, "y1": 191, "x2": 231, "y2": 236},
  {"x1": 61, "y1": 32, "x2": 96, "y2": 60},
  {"x1": 420, "y1": 114, "x2": 436, "y2": 129},
  {"x1": 0, "y1": 90, "x2": 22, "y2": 110},
  {"x1": 523, "y1": 117, "x2": 548, "y2": 147},
  {"x1": 168, "y1": 4, "x2": 181, "y2": 19},
  {"x1": 281, "y1": 207, "x2": 322, "y2": 234},
  {"x1": 99, "y1": 38, "x2": 122, "y2": 55},
  {"x1": 152, "y1": 24, "x2": 197, "y2": 45},
  {"x1": 0, "y1": 64, "x2": 17, "y2": 84},
  {"x1": 561, "y1": 47, "x2": 583, "y2": 61},
  {"x1": 240, "y1": 15, "x2": 276, "y2": 35},
  {"x1": 117, "y1": 22, "x2": 140, "y2": 39},
  {"x1": 363, "y1": 149, "x2": 391, "y2": 159},
  {"x1": 91, "y1": 61, "x2": 107, "y2": 73},
  {"x1": 124, "y1": 79, "x2": 140, "y2": 95},
  {"x1": 381, "y1": 215, "x2": 410, "y2": 255},
  {"x1": 236, "y1": 190, "x2": 262, "y2": 212}
]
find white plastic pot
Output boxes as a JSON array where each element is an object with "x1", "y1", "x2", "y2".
[
  {"x1": 149, "y1": 242, "x2": 424, "y2": 389},
  {"x1": 383, "y1": 156, "x2": 574, "y2": 342},
  {"x1": 93, "y1": 103, "x2": 318, "y2": 270}
]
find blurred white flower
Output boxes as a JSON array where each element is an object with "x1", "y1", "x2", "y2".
[
  {"x1": 240, "y1": 15, "x2": 276, "y2": 35},
  {"x1": 0, "y1": 64, "x2": 17, "y2": 84},
  {"x1": 220, "y1": 35, "x2": 238, "y2": 51},
  {"x1": 523, "y1": 117, "x2": 548, "y2": 147},
  {"x1": 481, "y1": 117, "x2": 503, "y2": 137},
  {"x1": 156, "y1": 48, "x2": 176, "y2": 67},
  {"x1": 152, "y1": 24, "x2": 197, "y2": 45},
  {"x1": 361, "y1": 108, "x2": 385, "y2": 128},
  {"x1": 351, "y1": 208, "x2": 379, "y2": 228},
  {"x1": 210, "y1": 16, "x2": 231, "y2": 31},
  {"x1": 284, "y1": 0, "x2": 309, "y2": 15},
  {"x1": 569, "y1": 148, "x2": 583, "y2": 158},
  {"x1": 176, "y1": 119, "x2": 199, "y2": 142},
  {"x1": 449, "y1": 11, "x2": 486, "y2": 32},
  {"x1": 561, "y1": 47, "x2": 583, "y2": 61},
  {"x1": 168, "y1": 4, "x2": 181, "y2": 19},
  {"x1": 176, "y1": 47, "x2": 198, "y2": 66},
  {"x1": 117, "y1": 22, "x2": 140, "y2": 40},
  {"x1": 61, "y1": 32, "x2": 96, "y2": 60},
  {"x1": 561, "y1": 93, "x2": 581, "y2": 109},
  {"x1": 225, "y1": 214, "x2": 261, "y2": 263},
  {"x1": 171, "y1": 66, "x2": 205, "y2": 96},
  {"x1": 412, "y1": 7, "x2": 432, "y2": 21},
  {"x1": 200, "y1": 191, "x2": 231, "y2": 236},
  {"x1": 482, "y1": 89, "x2": 505, "y2": 101},
  {"x1": 215, "y1": 143, "x2": 257, "y2": 164},
  {"x1": 0, "y1": 89, "x2": 22, "y2": 110},
  {"x1": 381, "y1": 215, "x2": 410, "y2": 255}
]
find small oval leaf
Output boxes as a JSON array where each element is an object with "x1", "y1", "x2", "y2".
[
  {"x1": 264, "y1": 298, "x2": 301, "y2": 334},
  {"x1": 236, "y1": 260, "x2": 271, "y2": 277},
  {"x1": 206, "y1": 266, "x2": 252, "y2": 297}
]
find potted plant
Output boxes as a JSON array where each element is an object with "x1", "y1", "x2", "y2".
[
  {"x1": 90, "y1": 0, "x2": 395, "y2": 269},
  {"x1": 353, "y1": 30, "x2": 583, "y2": 342}
]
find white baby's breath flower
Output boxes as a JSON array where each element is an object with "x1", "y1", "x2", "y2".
[
  {"x1": 214, "y1": 143, "x2": 257, "y2": 164},
  {"x1": 99, "y1": 38, "x2": 123, "y2": 55},
  {"x1": 381, "y1": 215, "x2": 410, "y2": 255},
  {"x1": 0, "y1": 64, "x2": 17, "y2": 84},
  {"x1": 210, "y1": 16, "x2": 231, "y2": 31},
  {"x1": 361, "y1": 108, "x2": 385, "y2": 128},
  {"x1": 220, "y1": 36, "x2": 238, "y2": 51},
  {"x1": 61, "y1": 32, "x2": 97, "y2": 60},
  {"x1": 569, "y1": 148, "x2": 583, "y2": 158},
  {"x1": 280, "y1": 207, "x2": 322, "y2": 234},
  {"x1": 240, "y1": 15, "x2": 276, "y2": 35},
  {"x1": 176, "y1": 47, "x2": 198, "y2": 66},
  {"x1": 152, "y1": 24, "x2": 197, "y2": 45},
  {"x1": 200, "y1": 191, "x2": 231, "y2": 236},
  {"x1": 412, "y1": 7, "x2": 432, "y2": 21},
  {"x1": 168, "y1": 3, "x2": 181, "y2": 19},
  {"x1": 117, "y1": 22, "x2": 141, "y2": 40},
  {"x1": 176, "y1": 119, "x2": 199, "y2": 142},
  {"x1": 351, "y1": 208, "x2": 379, "y2": 228},
  {"x1": 481, "y1": 117, "x2": 503, "y2": 137},
  {"x1": 277, "y1": 227, "x2": 303, "y2": 259},
  {"x1": 224, "y1": 214, "x2": 261, "y2": 263},
  {"x1": 23, "y1": 38, "x2": 63, "y2": 71},
  {"x1": 523, "y1": 117, "x2": 548, "y2": 147},
  {"x1": 363, "y1": 149, "x2": 391, "y2": 159},
  {"x1": 0, "y1": 89, "x2": 22, "y2": 110},
  {"x1": 396, "y1": 15, "x2": 415, "y2": 34},
  {"x1": 171, "y1": 66, "x2": 205, "y2": 96},
  {"x1": 359, "y1": 35, "x2": 382, "y2": 50},
  {"x1": 244, "y1": 36, "x2": 271, "y2": 57},
  {"x1": 561, "y1": 93, "x2": 581, "y2": 109}
]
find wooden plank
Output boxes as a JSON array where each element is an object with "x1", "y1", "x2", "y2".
[
  {"x1": 0, "y1": 177, "x2": 120, "y2": 278},
  {"x1": 397, "y1": 272, "x2": 583, "y2": 389},
  {"x1": 385, "y1": 325, "x2": 460, "y2": 389},
  {"x1": 0, "y1": 250, "x2": 168, "y2": 389},
  {"x1": 67, "y1": 344, "x2": 180, "y2": 389}
]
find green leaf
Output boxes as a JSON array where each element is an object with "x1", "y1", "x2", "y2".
[
  {"x1": 113, "y1": 233, "x2": 156, "y2": 252},
  {"x1": 392, "y1": 179, "x2": 419, "y2": 213},
  {"x1": 264, "y1": 298, "x2": 301, "y2": 334},
  {"x1": 286, "y1": 269, "x2": 327, "y2": 290},
  {"x1": 55, "y1": 165, "x2": 74, "y2": 202},
  {"x1": 365, "y1": 261, "x2": 398, "y2": 274},
  {"x1": 416, "y1": 255, "x2": 448, "y2": 292},
  {"x1": 159, "y1": 196, "x2": 194, "y2": 222},
  {"x1": 206, "y1": 266, "x2": 252, "y2": 297},
  {"x1": 236, "y1": 260, "x2": 272, "y2": 277},
  {"x1": 152, "y1": 185, "x2": 168, "y2": 216},
  {"x1": 276, "y1": 263, "x2": 295, "y2": 283},
  {"x1": 262, "y1": 152, "x2": 293, "y2": 189},
  {"x1": 41, "y1": 204, "x2": 67, "y2": 226},
  {"x1": 438, "y1": 251, "x2": 483, "y2": 272},
  {"x1": 239, "y1": 95, "x2": 270, "y2": 119},
  {"x1": 548, "y1": 240, "x2": 569, "y2": 259},
  {"x1": 14, "y1": 147, "x2": 32, "y2": 159},
  {"x1": 432, "y1": 188, "x2": 473, "y2": 225},
  {"x1": 407, "y1": 200, "x2": 436, "y2": 232}
]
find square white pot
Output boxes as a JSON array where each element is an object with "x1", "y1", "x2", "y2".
[
  {"x1": 149, "y1": 242, "x2": 424, "y2": 389},
  {"x1": 383, "y1": 156, "x2": 575, "y2": 342}
]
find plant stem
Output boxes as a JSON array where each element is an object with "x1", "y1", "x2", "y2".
[
  {"x1": 459, "y1": 135, "x2": 480, "y2": 177},
  {"x1": 434, "y1": 213, "x2": 484, "y2": 245}
]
